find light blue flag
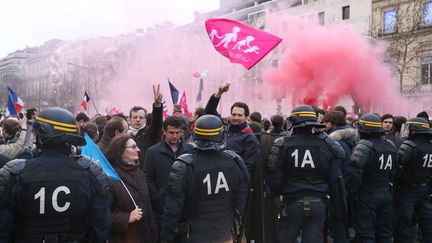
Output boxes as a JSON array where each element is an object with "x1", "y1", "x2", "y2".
[{"x1": 81, "y1": 133, "x2": 120, "y2": 180}]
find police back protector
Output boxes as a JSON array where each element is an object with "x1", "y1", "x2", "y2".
[
  {"x1": 16, "y1": 155, "x2": 88, "y2": 240},
  {"x1": 362, "y1": 139, "x2": 397, "y2": 190},
  {"x1": 399, "y1": 138, "x2": 432, "y2": 185},
  {"x1": 187, "y1": 150, "x2": 236, "y2": 240},
  {"x1": 282, "y1": 134, "x2": 331, "y2": 198}
]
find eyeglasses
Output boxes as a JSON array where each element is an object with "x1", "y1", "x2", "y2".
[{"x1": 125, "y1": 144, "x2": 138, "y2": 149}]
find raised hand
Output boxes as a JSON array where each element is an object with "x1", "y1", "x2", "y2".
[
  {"x1": 18, "y1": 116, "x2": 27, "y2": 130},
  {"x1": 153, "y1": 84, "x2": 163, "y2": 106},
  {"x1": 215, "y1": 82, "x2": 231, "y2": 98}
]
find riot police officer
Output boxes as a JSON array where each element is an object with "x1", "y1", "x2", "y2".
[
  {"x1": 267, "y1": 105, "x2": 346, "y2": 243},
  {"x1": 159, "y1": 114, "x2": 249, "y2": 243},
  {"x1": 347, "y1": 113, "x2": 397, "y2": 243},
  {"x1": 0, "y1": 107, "x2": 111, "y2": 242},
  {"x1": 394, "y1": 117, "x2": 432, "y2": 242}
]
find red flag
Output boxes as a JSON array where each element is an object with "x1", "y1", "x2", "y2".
[
  {"x1": 179, "y1": 91, "x2": 192, "y2": 117},
  {"x1": 205, "y1": 18, "x2": 282, "y2": 70}
]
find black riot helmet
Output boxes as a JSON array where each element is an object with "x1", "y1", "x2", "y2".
[
  {"x1": 356, "y1": 113, "x2": 385, "y2": 135},
  {"x1": 193, "y1": 114, "x2": 224, "y2": 142},
  {"x1": 288, "y1": 105, "x2": 325, "y2": 128},
  {"x1": 33, "y1": 107, "x2": 86, "y2": 146},
  {"x1": 405, "y1": 117, "x2": 431, "y2": 134}
]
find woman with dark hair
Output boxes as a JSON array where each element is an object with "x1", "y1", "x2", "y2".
[{"x1": 106, "y1": 134, "x2": 158, "y2": 243}]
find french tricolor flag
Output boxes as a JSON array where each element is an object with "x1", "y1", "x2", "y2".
[
  {"x1": 81, "y1": 90, "x2": 91, "y2": 110},
  {"x1": 7, "y1": 86, "x2": 24, "y2": 115}
]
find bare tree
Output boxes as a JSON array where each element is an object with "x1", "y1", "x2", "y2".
[{"x1": 371, "y1": 0, "x2": 429, "y2": 93}]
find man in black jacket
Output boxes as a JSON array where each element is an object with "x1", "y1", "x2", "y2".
[
  {"x1": 204, "y1": 82, "x2": 260, "y2": 242},
  {"x1": 204, "y1": 82, "x2": 260, "y2": 172},
  {"x1": 144, "y1": 116, "x2": 193, "y2": 235}
]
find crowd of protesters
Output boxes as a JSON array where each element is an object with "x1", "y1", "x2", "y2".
[{"x1": 0, "y1": 82, "x2": 431, "y2": 243}]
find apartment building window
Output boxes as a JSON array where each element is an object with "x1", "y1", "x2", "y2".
[
  {"x1": 248, "y1": 11, "x2": 265, "y2": 29},
  {"x1": 292, "y1": 0, "x2": 302, "y2": 7},
  {"x1": 342, "y1": 6, "x2": 350, "y2": 20},
  {"x1": 422, "y1": 57, "x2": 432, "y2": 85},
  {"x1": 318, "y1": 12, "x2": 325, "y2": 25},
  {"x1": 425, "y1": 1, "x2": 432, "y2": 25},
  {"x1": 383, "y1": 9, "x2": 397, "y2": 33}
]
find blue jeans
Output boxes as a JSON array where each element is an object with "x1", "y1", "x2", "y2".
[
  {"x1": 353, "y1": 190, "x2": 394, "y2": 243},
  {"x1": 395, "y1": 184, "x2": 432, "y2": 243},
  {"x1": 277, "y1": 199, "x2": 326, "y2": 243}
]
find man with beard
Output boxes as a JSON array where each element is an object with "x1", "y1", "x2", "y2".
[
  {"x1": 204, "y1": 83, "x2": 260, "y2": 242},
  {"x1": 204, "y1": 82, "x2": 260, "y2": 172}
]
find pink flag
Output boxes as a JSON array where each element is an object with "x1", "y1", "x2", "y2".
[
  {"x1": 179, "y1": 91, "x2": 192, "y2": 117},
  {"x1": 205, "y1": 18, "x2": 282, "y2": 70}
]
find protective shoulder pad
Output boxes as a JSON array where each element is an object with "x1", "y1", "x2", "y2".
[
  {"x1": 273, "y1": 137, "x2": 285, "y2": 147},
  {"x1": 319, "y1": 132, "x2": 346, "y2": 159},
  {"x1": 224, "y1": 150, "x2": 249, "y2": 182},
  {"x1": 176, "y1": 153, "x2": 194, "y2": 165},
  {"x1": 351, "y1": 139, "x2": 374, "y2": 168},
  {"x1": 0, "y1": 159, "x2": 26, "y2": 192},
  {"x1": 223, "y1": 149, "x2": 239, "y2": 160},
  {"x1": 385, "y1": 139, "x2": 397, "y2": 150},
  {"x1": 268, "y1": 137, "x2": 286, "y2": 171},
  {"x1": 168, "y1": 160, "x2": 190, "y2": 193},
  {"x1": 76, "y1": 156, "x2": 110, "y2": 195},
  {"x1": 398, "y1": 140, "x2": 416, "y2": 165}
]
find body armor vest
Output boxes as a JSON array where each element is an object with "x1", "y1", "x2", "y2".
[
  {"x1": 187, "y1": 151, "x2": 236, "y2": 239},
  {"x1": 283, "y1": 135, "x2": 329, "y2": 186},
  {"x1": 362, "y1": 140, "x2": 396, "y2": 189},
  {"x1": 400, "y1": 138, "x2": 432, "y2": 185},
  {"x1": 16, "y1": 155, "x2": 88, "y2": 241}
]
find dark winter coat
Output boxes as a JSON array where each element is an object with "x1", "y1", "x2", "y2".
[
  {"x1": 329, "y1": 125, "x2": 356, "y2": 178},
  {"x1": 135, "y1": 104, "x2": 163, "y2": 169},
  {"x1": 226, "y1": 123, "x2": 261, "y2": 172},
  {"x1": 143, "y1": 139, "x2": 193, "y2": 225},
  {"x1": 204, "y1": 94, "x2": 260, "y2": 172},
  {"x1": 108, "y1": 161, "x2": 158, "y2": 243}
]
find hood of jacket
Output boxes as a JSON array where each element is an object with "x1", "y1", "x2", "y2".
[{"x1": 329, "y1": 126, "x2": 356, "y2": 141}]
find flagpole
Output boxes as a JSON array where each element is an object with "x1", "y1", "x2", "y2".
[
  {"x1": 229, "y1": 69, "x2": 250, "y2": 83},
  {"x1": 87, "y1": 89, "x2": 99, "y2": 115},
  {"x1": 120, "y1": 179, "x2": 138, "y2": 208},
  {"x1": 91, "y1": 98, "x2": 99, "y2": 115}
]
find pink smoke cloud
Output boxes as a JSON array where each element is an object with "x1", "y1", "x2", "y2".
[{"x1": 263, "y1": 13, "x2": 410, "y2": 115}]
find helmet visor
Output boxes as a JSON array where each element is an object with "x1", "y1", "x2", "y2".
[{"x1": 400, "y1": 123, "x2": 410, "y2": 139}]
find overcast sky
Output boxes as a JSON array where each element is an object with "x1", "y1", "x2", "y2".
[{"x1": 0, "y1": 0, "x2": 219, "y2": 58}]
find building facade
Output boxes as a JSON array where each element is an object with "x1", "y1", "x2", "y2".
[
  {"x1": 372, "y1": 0, "x2": 432, "y2": 112},
  {"x1": 0, "y1": 48, "x2": 35, "y2": 106}
]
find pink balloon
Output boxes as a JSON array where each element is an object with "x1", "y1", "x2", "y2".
[{"x1": 192, "y1": 72, "x2": 200, "y2": 78}]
